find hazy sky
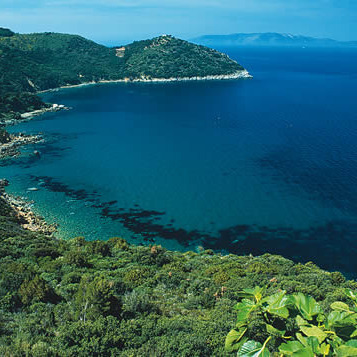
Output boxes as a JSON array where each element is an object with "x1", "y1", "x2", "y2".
[{"x1": 0, "y1": 0, "x2": 356, "y2": 44}]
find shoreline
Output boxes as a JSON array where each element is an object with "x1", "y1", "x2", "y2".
[
  {"x1": 0, "y1": 179, "x2": 57, "y2": 236},
  {"x1": 39, "y1": 69, "x2": 252, "y2": 93},
  {"x1": 2, "y1": 70, "x2": 250, "y2": 126},
  {"x1": 0, "y1": 132, "x2": 44, "y2": 159},
  {"x1": 0, "y1": 103, "x2": 70, "y2": 127},
  {"x1": 0, "y1": 69, "x2": 251, "y2": 240}
]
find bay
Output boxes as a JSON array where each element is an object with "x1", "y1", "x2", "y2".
[{"x1": 3, "y1": 46, "x2": 357, "y2": 275}]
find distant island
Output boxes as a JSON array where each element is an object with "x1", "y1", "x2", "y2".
[
  {"x1": 192, "y1": 32, "x2": 357, "y2": 48},
  {"x1": 0, "y1": 28, "x2": 250, "y2": 123}
]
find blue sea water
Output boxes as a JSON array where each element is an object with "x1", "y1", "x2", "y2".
[{"x1": 2, "y1": 46, "x2": 357, "y2": 275}]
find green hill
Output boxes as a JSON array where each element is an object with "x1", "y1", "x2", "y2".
[
  {"x1": 122, "y1": 35, "x2": 244, "y2": 79},
  {"x1": 0, "y1": 31, "x2": 245, "y2": 94},
  {"x1": 0, "y1": 30, "x2": 247, "y2": 118},
  {"x1": 0, "y1": 31, "x2": 124, "y2": 95}
]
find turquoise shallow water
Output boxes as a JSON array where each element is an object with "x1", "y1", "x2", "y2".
[{"x1": 2, "y1": 47, "x2": 357, "y2": 275}]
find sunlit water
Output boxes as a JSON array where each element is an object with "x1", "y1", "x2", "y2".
[{"x1": 2, "y1": 47, "x2": 357, "y2": 275}]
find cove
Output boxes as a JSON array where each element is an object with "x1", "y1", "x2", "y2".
[{"x1": 3, "y1": 46, "x2": 357, "y2": 276}]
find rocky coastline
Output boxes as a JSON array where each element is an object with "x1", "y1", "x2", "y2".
[
  {"x1": 0, "y1": 103, "x2": 70, "y2": 126},
  {"x1": 0, "y1": 111, "x2": 58, "y2": 235},
  {"x1": 0, "y1": 179, "x2": 57, "y2": 236},
  {"x1": 0, "y1": 132, "x2": 44, "y2": 159},
  {"x1": 41, "y1": 69, "x2": 252, "y2": 92}
]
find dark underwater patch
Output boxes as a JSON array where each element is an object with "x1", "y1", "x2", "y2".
[
  {"x1": 28, "y1": 175, "x2": 357, "y2": 276},
  {"x1": 204, "y1": 221, "x2": 357, "y2": 276},
  {"x1": 30, "y1": 175, "x2": 100, "y2": 202},
  {"x1": 100, "y1": 205, "x2": 209, "y2": 245}
]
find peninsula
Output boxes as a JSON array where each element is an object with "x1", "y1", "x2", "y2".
[{"x1": 0, "y1": 28, "x2": 250, "y2": 122}]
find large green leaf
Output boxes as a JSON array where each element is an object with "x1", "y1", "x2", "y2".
[
  {"x1": 296, "y1": 315, "x2": 309, "y2": 327},
  {"x1": 326, "y1": 310, "x2": 357, "y2": 334},
  {"x1": 336, "y1": 340, "x2": 357, "y2": 357},
  {"x1": 262, "y1": 290, "x2": 289, "y2": 319},
  {"x1": 237, "y1": 286, "x2": 266, "y2": 303},
  {"x1": 331, "y1": 301, "x2": 351, "y2": 312},
  {"x1": 266, "y1": 323, "x2": 285, "y2": 337},
  {"x1": 290, "y1": 293, "x2": 322, "y2": 321},
  {"x1": 295, "y1": 334, "x2": 320, "y2": 353},
  {"x1": 235, "y1": 299, "x2": 257, "y2": 324},
  {"x1": 225, "y1": 327, "x2": 247, "y2": 352},
  {"x1": 296, "y1": 333, "x2": 308, "y2": 347},
  {"x1": 328, "y1": 311, "x2": 357, "y2": 339},
  {"x1": 327, "y1": 311, "x2": 350, "y2": 328},
  {"x1": 278, "y1": 341, "x2": 314, "y2": 356},
  {"x1": 237, "y1": 339, "x2": 270, "y2": 357},
  {"x1": 306, "y1": 336, "x2": 320, "y2": 354},
  {"x1": 318, "y1": 342, "x2": 331, "y2": 356},
  {"x1": 345, "y1": 289, "x2": 357, "y2": 303},
  {"x1": 300, "y1": 325, "x2": 327, "y2": 343}
]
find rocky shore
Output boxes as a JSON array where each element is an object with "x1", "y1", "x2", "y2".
[
  {"x1": 128, "y1": 69, "x2": 253, "y2": 82},
  {"x1": 0, "y1": 179, "x2": 57, "y2": 236},
  {"x1": 42, "y1": 70, "x2": 252, "y2": 92},
  {"x1": 0, "y1": 132, "x2": 43, "y2": 159},
  {"x1": 0, "y1": 103, "x2": 70, "y2": 126}
]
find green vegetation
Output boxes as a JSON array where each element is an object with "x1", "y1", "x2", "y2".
[
  {"x1": 0, "y1": 28, "x2": 14, "y2": 38},
  {"x1": 0, "y1": 30, "x2": 245, "y2": 119},
  {"x1": 0, "y1": 32, "x2": 124, "y2": 95},
  {"x1": 225, "y1": 287, "x2": 357, "y2": 356},
  {"x1": 0, "y1": 193, "x2": 356, "y2": 355},
  {"x1": 0, "y1": 92, "x2": 46, "y2": 121},
  {"x1": 123, "y1": 35, "x2": 244, "y2": 79},
  {"x1": 3, "y1": 27, "x2": 353, "y2": 356}
]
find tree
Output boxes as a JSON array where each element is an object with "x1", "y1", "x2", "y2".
[
  {"x1": 75, "y1": 275, "x2": 117, "y2": 322},
  {"x1": 18, "y1": 275, "x2": 52, "y2": 305}
]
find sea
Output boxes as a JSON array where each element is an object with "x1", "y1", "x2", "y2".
[{"x1": 2, "y1": 46, "x2": 357, "y2": 276}]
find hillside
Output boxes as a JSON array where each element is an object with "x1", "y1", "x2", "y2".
[
  {"x1": 0, "y1": 32, "x2": 245, "y2": 94},
  {"x1": 0, "y1": 187, "x2": 356, "y2": 356},
  {"x1": 0, "y1": 31, "x2": 125, "y2": 95},
  {"x1": 0, "y1": 29, "x2": 247, "y2": 118},
  {"x1": 122, "y1": 35, "x2": 244, "y2": 78},
  {"x1": 193, "y1": 32, "x2": 357, "y2": 48}
]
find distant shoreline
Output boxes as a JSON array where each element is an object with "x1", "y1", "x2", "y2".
[{"x1": 39, "y1": 70, "x2": 252, "y2": 93}]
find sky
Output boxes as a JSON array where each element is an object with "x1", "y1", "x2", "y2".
[{"x1": 0, "y1": 0, "x2": 356, "y2": 45}]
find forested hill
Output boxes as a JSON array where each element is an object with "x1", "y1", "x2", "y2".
[
  {"x1": 0, "y1": 29, "x2": 245, "y2": 95},
  {"x1": 0, "y1": 31, "x2": 122, "y2": 95},
  {"x1": 121, "y1": 35, "x2": 244, "y2": 79},
  {"x1": 0, "y1": 29, "x2": 246, "y2": 118}
]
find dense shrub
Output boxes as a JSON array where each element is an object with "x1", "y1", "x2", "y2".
[{"x1": 0, "y1": 214, "x2": 356, "y2": 355}]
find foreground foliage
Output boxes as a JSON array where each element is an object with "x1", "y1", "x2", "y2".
[
  {"x1": 226, "y1": 287, "x2": 357, "y2": 356},
  {"x1": 0, "y1": 195, "x2": 356, "y2": 356}
]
